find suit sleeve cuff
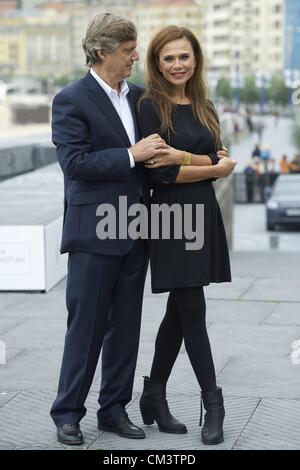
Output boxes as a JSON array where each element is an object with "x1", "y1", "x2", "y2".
[{"x1": 128, "y1": 150, "x2": 135, "y2": 168}]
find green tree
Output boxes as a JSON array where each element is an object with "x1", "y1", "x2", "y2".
[
  {"x1": 240, "y1": 75, "x2": 259, "y2": 104},
  {"x1": 216, "y1": 76, "x2": 233, "y2": 100},
  {"x1": 267, "y1": 76, "x2": 289, "y2": 106},
  {"x1": 292, "y1": 113, "x2": 300, "y2": 151},
  {"x1": 128, "y1": 66, "x2": 145, "y2": 86},
  {"x1": 52, "y1": 69, "x2": 85, "y2": 88}
]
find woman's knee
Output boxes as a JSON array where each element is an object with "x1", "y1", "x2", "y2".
[{"x1": 173, "y1": 287, "x2": 206, "y2": 323}]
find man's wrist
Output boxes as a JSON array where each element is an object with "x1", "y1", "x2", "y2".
[{"x1": 177, "y1": 150, "x2": 185, "y2": 165}]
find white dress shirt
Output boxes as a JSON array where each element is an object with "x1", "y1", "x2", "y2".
[{"x1": 90, "y1": 68, "x2": 135, "y2": 168}]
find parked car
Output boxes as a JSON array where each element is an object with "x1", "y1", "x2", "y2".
[{"x1": 266, "y1": 174, "x2": 300, "y2": 231}]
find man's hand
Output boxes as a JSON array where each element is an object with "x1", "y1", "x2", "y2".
[
  {"x1": 144, "y1": 146, "x2": 184, "y2": 168},
  {"x1": 216, "y1": 157, "x2": 237, "y2": 177},
  {"x1": 129, "y1": 134, "x2": 169, "y2": 163}
]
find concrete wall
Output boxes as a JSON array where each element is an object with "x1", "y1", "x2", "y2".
[
  {"x1": 0, "y1": 144, "x2": 56, "y2": 181},
  {"x1": 214, "y1": 175, "x2": 234, "y2": 249}
]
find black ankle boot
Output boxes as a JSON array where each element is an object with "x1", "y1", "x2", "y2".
[
  {"x1": 139, "y1": 376, "x2": 187, "y2": 434},
  {"x1": 200, "y1": 387, "x2": 225, "y2": 445}
]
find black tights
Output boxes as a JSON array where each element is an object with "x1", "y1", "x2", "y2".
[{"x1": 150, "y1": 286, "x2": 217, "y2": 391}]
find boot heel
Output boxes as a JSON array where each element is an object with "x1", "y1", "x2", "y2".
[{"x1": 140, "y1": 401, "x2": 155, "y2": 425}]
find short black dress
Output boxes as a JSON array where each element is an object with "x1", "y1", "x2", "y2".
[{"x1": 138, "y1": 99, "x2": 231, "y2": 293}]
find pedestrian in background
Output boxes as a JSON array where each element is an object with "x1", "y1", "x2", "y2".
[
  {"x1": 251, "y1": 144, "x2": 261, "y2": 160},
  {"x1": 244, "y1": 160, "x2": 256, "y2": 202},
  {"x1": 279, "y1": 155, "x2": 290, "y2": 174}
]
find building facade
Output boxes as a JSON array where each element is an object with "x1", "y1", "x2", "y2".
[
  {"x1": 136, "y1": 0, "x2": 204, "y2": 71},
  {"x1": 203, "y1": 0, "x2": 285, "y2": 85}
]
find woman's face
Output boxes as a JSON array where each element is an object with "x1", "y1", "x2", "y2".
[{"x1": 157, "y1": 37, "x2": 196, "y2": 88}]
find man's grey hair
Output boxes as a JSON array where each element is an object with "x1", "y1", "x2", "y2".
[{"x1": 82, "y1": 12, "x2": 137, "y2": 67}]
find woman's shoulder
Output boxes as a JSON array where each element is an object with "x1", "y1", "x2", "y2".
[
  {"x1": 138, "y1": 94, "x2": 160, "y2": 117},
  {"x1": 139, "y1": 94, "x2": 156, "y2": 109}
]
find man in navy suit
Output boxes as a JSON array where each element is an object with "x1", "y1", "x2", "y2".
[{"x1": 50, "y1": 13, "x2": 171, "y2": 445}]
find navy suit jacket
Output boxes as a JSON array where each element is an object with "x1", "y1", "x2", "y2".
[{"x1": 52, "y1": 72, "x2": 148, "y2": 256}]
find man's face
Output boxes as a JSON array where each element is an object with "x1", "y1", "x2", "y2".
[{"x1": 101, "y1": 40, "x2": 139, "y2": 81}]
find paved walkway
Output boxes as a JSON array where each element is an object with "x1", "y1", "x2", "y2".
[
  {"x1": 230, "y1": 115, "x2": 298, "y2": 170},
  {"x1": 0, "y1": 251, "x2": 300, "y2": 450}
]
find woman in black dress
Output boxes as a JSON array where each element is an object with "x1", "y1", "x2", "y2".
[{"x1": 138, "y1": 26, "x2": 236, "y2": 445}]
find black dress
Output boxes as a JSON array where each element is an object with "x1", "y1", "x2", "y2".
[{"x1": 138, "y1": 99, "x2": 231, "y2": 293}]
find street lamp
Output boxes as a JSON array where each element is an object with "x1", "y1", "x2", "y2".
[
  {"x1": 256, "y1": 72, "x2": 265, "y2": 114},
  {"x1": 230, "y1": 69, "x2": 243, "y2": 111},
  {"x1": 256, "y1": 72, "x2": 271, "y2": 114}
]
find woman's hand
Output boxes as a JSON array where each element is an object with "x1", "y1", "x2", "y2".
[
  {"x1": 216, "y1": 157, "x2": 237, "y2": 177},
  {"x1": 144, "y1": 146, "x2": 184, "y2": 168},
  {"x1": 217, "y1": 147, "x2": 229, "y2": 159}
]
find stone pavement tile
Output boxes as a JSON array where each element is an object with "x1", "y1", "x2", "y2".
[
  {"x1": 90, "y1": 394, "x2": 259, "y2": 450},
  {"x1": 241, "y1": 279, "x2": 300, "y2": 302},
  {"x1": 231, "y1": 252, "x2": 300, "y2": 279},
  {"x1": 0, "y1": 294, "x2": 26, "y2": 313},
  {"x1": 0, "y1": 347, "x2": 25, "y2": 366},
  {"x1": 0, "y1": 349, "x2": 63, "y2": 390},
  {"x1": 0, "y1": 390, "x2": 101, "y2": 450},
  {"x1": 262, "y1": 302, "x2": 300, "y2": 325},
  {"x1": 2, "y1": 317, "x2": 66, "y2": 350},
  {"x1": 49, "y1": 277, "x2": 67, "y2": 295},
  {"x1": 208, "y1": 324, "x2": 300, "y2": 357},
  {"x1": 204, "y1": 278, "x2": 255, "y2": 300},
  {"x1": 206, "y1": 300, "x2": 277, "y2": 325},
  {"x1": 234, "y1": 399, "x2": 300, "y2": 450},
  {"x1": 0, "y1": 318, "x2": 26, "y2": 335},
  {"x1": 0, "y1": 391, "x2": 20, "y2": 407},
  {"x1": 0, "y1": 294, "x2": 68, "y2": 319},
  {"x1": 0, "y1": 441, "x2": 14, "y2": 450},
  {"x1": 1, "y1": 347, "x2": 101, "y2": 392},
  {"x1": 218, "y1": 356, "x2": 300, "y2": 398}
]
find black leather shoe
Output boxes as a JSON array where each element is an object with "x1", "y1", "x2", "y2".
[
  {"x1": 57, "y1": 423, "x2": 84, "y2": 445},
  {"x1": 98, "y1": 415, "x2": 145, "y2": 439}
]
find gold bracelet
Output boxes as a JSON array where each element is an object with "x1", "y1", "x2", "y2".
[{"x1": 183, "y1": 151, "x2": 192, "y2": 166}]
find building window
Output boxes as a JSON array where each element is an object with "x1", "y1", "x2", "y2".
[{"x1": 274, "y1": 4, "x2": 281, "y2": 14}]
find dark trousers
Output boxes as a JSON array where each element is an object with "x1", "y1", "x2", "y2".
[
  {"x1": 50, "y1": 239, "x2": 148, "y2": 426},
  {"x1": 150, "y1": 286, "x2": 217, "y2": 391}
]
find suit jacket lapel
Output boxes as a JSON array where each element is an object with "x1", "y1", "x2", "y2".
[
  {"x1": 83, "y1": 72, "x2": 131, "y2": 147},
  {"x1": 127, "y1": 84, "x2": 141, "y2": 142}
]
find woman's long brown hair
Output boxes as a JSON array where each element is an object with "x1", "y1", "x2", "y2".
[{"x1": 140, "y1": 26, "x2": 221, "y2": 149}]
